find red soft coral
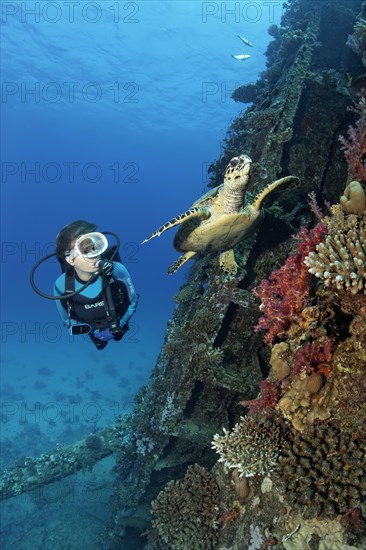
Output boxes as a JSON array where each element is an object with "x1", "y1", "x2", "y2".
[
  {"x1": 239, "y1": 378, "x2": 284, "y2": 414},
  {"x1": 293, "y1": 338, "x2": 334, "y2": 378},
  {"x1": 253, "y1": 223, "x2": 327, "y2": 346}
]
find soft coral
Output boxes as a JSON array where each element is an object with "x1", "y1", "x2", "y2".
[{"x1": 253, "y1": 223, "x2": 327, "y2": 346}]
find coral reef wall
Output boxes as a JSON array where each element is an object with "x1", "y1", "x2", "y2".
[{"x1": 105, "y1": 1, "x2": 366, "y2": 548}]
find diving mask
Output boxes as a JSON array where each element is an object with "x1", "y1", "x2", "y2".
[{"x1": 69, "y1": 232, "x2": 108, "y2": 260}]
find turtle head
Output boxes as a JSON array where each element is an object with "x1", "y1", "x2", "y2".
[
  {"x1": 227, "y1": 154, "x2": 252, "y2": 169},
  {"x1": 221, "y1": 154, "x2": 252, "y2": 214},
  {"x1": 223, "y1": 154, "x2": 252, "y2": 192}
]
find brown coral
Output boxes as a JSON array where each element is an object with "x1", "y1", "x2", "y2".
[
  {"x1": 270, "y1": 342, "x2": 292, "y2": 380},
  {"x1": 277, "y1": 423, "x2": 366, "y2": 519},
  {"x1": 333, "y1": 312, "x2": 366, "y2": 442},
  {"x1": 151, "y1": 464, "x2": 220, "y2": 550},
  {"x1": 277, "y1": 368, "x2": 337, "y2": 431},
  {"x1": 340, "y1": 181, "x2": 366, "y2": 214}
]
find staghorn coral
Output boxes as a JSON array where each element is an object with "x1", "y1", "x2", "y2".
[
  {"x1": 212, "y1": 415, "x2": 285, "y2": 478},
  {"x1": 277, "y1": 423, "x2": 366, "y2": 519},
  {"x1": 304, "y1": 212, "x2": 366, "y2": 294},
  {"x1": 151, "y1": 464, "x2": 220, "y2": 550},
  {"x1": 254, "y1": 223, "x2": 327, "y2": 346}
]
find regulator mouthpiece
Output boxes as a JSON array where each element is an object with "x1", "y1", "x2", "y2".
[{"x1": 73, "y1": 232, "x2": 108, "y2": 259}]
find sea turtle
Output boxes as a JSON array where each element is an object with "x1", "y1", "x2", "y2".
[{"x1": 142, "y1": 154, "x2": 300, "y2": 275}]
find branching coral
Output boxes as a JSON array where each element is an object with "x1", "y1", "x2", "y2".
[
  {"x1": 212, "y1": 415, "x2": 285, "y2": 478},
  {"x1": 253, "y1": 223, "x2": 327, "y2": 345},
  {"x1": 151, "y1": 464, "x2": 220, "y2": 550},
  {"x1": 304, "y1": 214, "x2": 366, "y2": 294}
]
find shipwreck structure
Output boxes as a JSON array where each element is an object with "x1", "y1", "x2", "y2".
[{"x1": 1, "y1": 0, "x2": 366, "y2": 548}]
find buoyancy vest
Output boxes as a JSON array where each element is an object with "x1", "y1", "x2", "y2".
[{"x1": 61, "y1": 268, "x2": 130, "y2": 331}]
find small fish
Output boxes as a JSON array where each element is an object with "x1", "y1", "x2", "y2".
[
  {"x1": 346, "y1": 73, "x2": 353, "y2": 87},
  {"x1": 237, "y1": 35, "x2": 254, "y2": 47},
  {"x1": 231, "y1": 54, "x2": 251, "y2": 61}
]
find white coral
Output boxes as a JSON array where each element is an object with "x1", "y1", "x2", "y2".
[
  {"x1": 212, "y1": 416, "x2": 283, "y2": 478},
  {"x1": 304, "y1": 220, "x2": 366, "y2": 294}
]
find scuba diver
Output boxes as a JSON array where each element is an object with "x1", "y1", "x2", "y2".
[{"x1": 30, "y1": 220, "x2": 138, "y2": 350}]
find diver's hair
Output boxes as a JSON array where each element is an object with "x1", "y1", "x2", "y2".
[{"x1": 56, "y1": 220, "x2": 97, "y2": 266}]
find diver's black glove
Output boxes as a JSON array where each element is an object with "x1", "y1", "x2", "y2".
[
  {"x1": 120, "y1": 323, "x2": 129, "y2": 336},
  {"x1": 98, "y1": 259, "x2": 114, "y2": 277},
  {"x1": 110, "y1": 323, "x2": 129, "y2": 341}
]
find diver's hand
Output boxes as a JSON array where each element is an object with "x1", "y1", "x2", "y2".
[{"x1": 94, "y1": 328, "x2": 115, "y2": 341}]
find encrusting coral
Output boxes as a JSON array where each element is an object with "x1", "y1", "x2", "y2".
[
  {"x1": 212, "y1": 415, "x2": 285, "y2": 478},
  {"x1": 269, "y1": 342, "x2": 292, "y2": 380},
  {"x1": 340, "y1": 181, "x2": 366, "y2": 213},
  {"x1": 276, "y1": 367, "x2": 338, "y2": 432}
]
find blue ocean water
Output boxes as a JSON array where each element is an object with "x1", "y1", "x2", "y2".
[{"x1": 1, "y1": 1, "x2": 285, "y2": 546}]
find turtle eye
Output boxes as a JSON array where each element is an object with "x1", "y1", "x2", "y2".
[{"x1": 230, "y1": 157, "x2": 239, "y2": 167}]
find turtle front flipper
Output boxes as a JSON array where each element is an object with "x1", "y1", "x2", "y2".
[
  {"x1": 167, "y1": 251, "x2": 196, "y2": 274},
  {"x1": 251, "y1": 176, "x2": 301, "y2": 211},
  {"x1": 141, "y1": 207, "x2": 211, "y2": 244}
]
